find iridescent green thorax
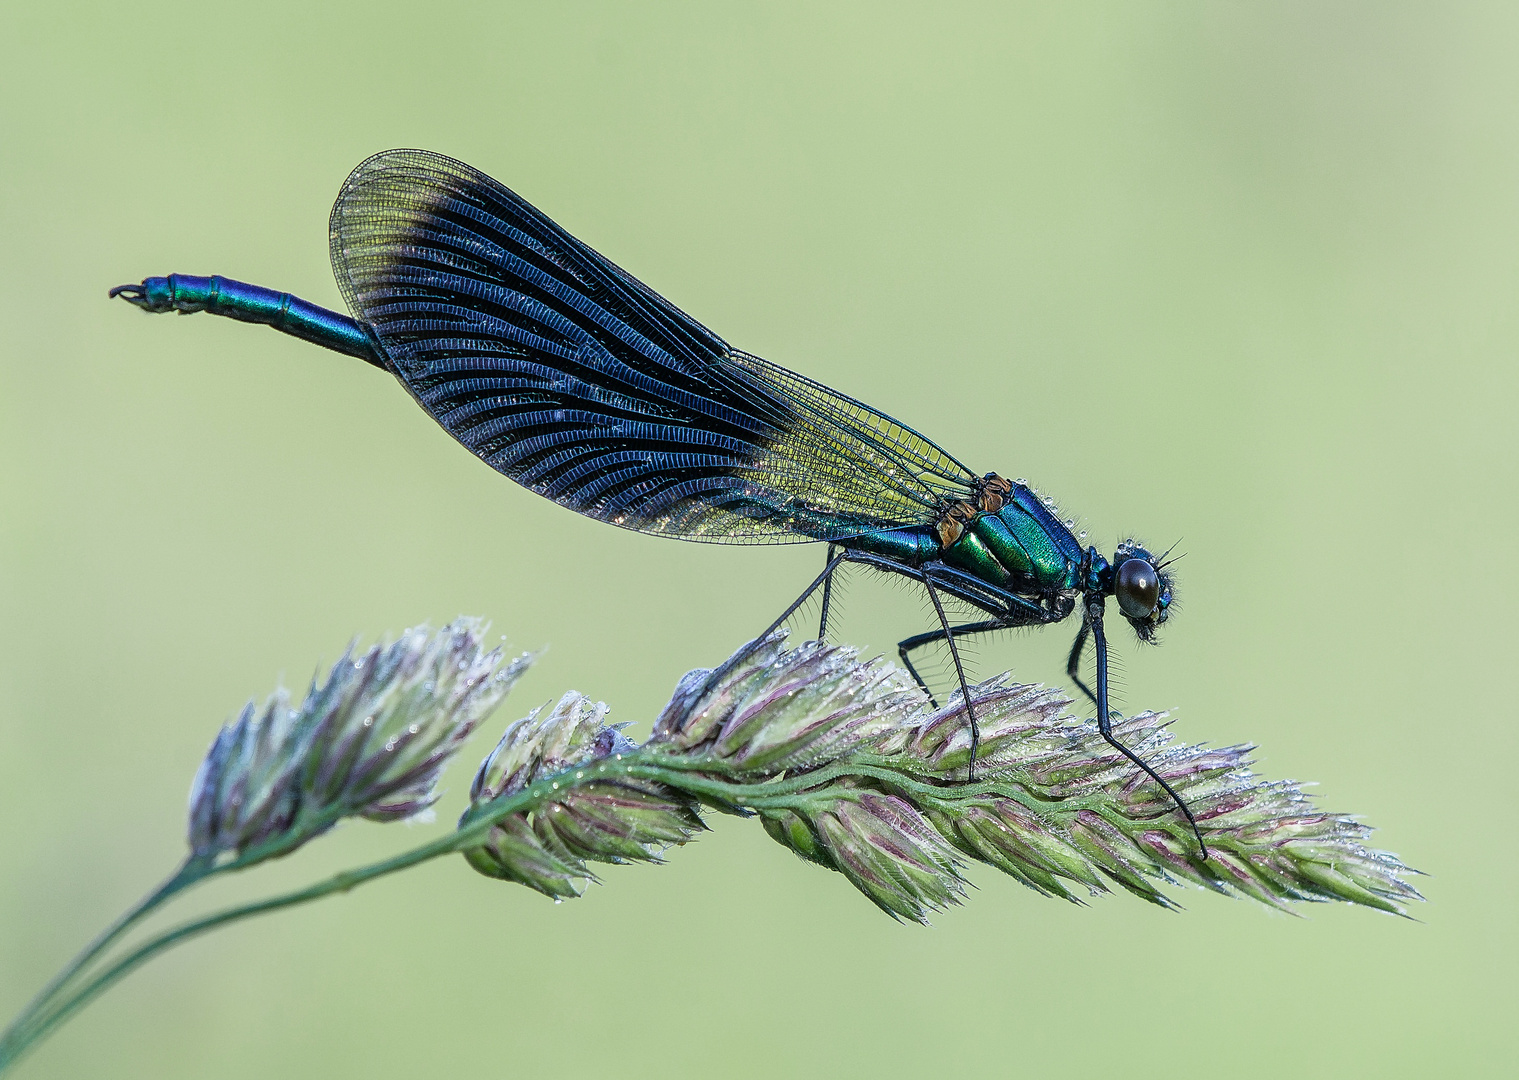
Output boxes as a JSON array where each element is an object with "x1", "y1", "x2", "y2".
[
  {"x1": 939, "y1": 478, "x2": 1084, "y2": 593},
  {"x1": 846, "y1": 475, "x2": 1085, "y2": 597}
]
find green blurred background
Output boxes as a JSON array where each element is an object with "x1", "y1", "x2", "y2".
[{"x1": 2, "y1": 2, "x2": 1514, "y2": 1077}]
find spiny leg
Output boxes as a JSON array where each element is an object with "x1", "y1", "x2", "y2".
[
  {"x1": 699, "y1": 549, "x2": 852, "y2": 704},
  {"x1": 760, "y1": 549, "x2": 850, "y2": 642},
  {"x1": 1065, "y1": 622, "x2": 1096, "y2": 707},
  {"x1": 818, "y1": 544, "x2": 839, "y2": 641},
  {"x1": 921, "y1": 579, "x2": 982, "y2": 782},
  {"x1": 897, "y1": 620, "x2": 1007, "y2": 703},
  {"x1": 899, "y1": 570, "x2": 1050, "y2": 701},
  {"x1": 1088, "y1": 602, "x2": 1208, "y2": 859}
]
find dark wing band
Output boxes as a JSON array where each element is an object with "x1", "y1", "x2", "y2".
[{"x1": 330, "y1": 149, "x2": 976, "y2": 543}]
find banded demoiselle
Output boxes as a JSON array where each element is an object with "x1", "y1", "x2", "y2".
[{"x1": 112, "y1": 150, "x2": 1199, "y2": 853}]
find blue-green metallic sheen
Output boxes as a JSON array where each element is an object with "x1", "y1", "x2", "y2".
[
  {"x1": 940, "y1": 484, "x2": 1084, "y2": 593},
  {"x1": 943, "y1": 529, "x2": 1011, "y2": 586},
  {"x1": 807, "y1": 479, "x2": 1086, "y2": 602},
  {"x1": 113, "y1": 274, "x2": 381, "y2": 366},
  {"x1": 850, "y1": 528, "x2": 940, "y2": 565}
]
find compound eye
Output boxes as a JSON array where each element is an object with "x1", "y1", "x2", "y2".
[{"x1": 1115, "y1": 558, "x2": 1160, "y2": 620}]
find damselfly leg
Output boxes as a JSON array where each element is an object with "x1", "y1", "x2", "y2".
[
  {"x1": 896, "y1": 619, "x2": 1007, "y2": 702},
  {"x1": 818, "y1": 543, "x2": 839, "y2": 640},
  {"x1": 919, "y1": 577, "x2": 982, "y2": 781},
  {"x1": 1084, "y1": 603, "x2": 1207, "y2": 857},
  {"x1": 1065, "y1": 621, "x2": 1095, "y2": 706}
]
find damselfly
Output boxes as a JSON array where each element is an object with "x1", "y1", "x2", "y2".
[{"x1": 112, "y1": 150, "x2": 1200, "y2": 853}]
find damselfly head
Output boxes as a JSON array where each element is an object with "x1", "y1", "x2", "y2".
[{"x1": 1109, "y1": 540, "x2": 1177, "y2": 642}]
